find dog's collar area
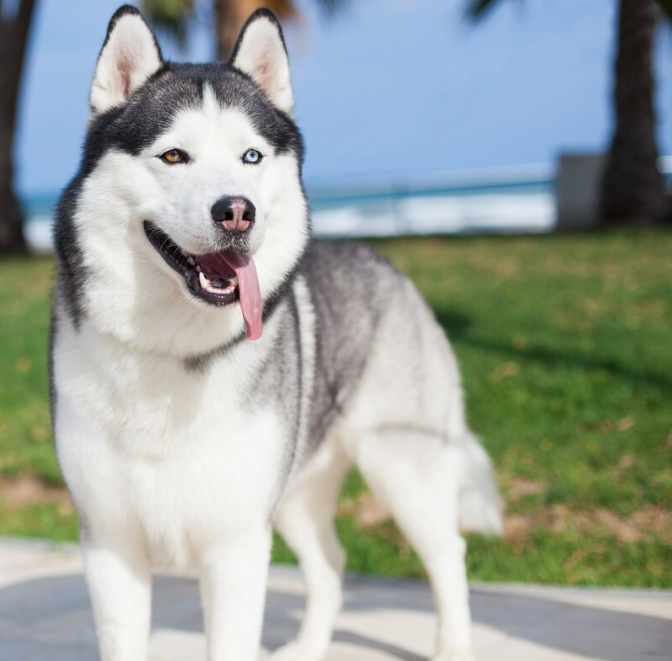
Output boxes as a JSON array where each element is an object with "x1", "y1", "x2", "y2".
[{"x1": 142, "y1": 221, "x2": 263, "y2": 340}]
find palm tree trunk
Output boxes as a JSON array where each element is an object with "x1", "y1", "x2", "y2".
[
  {"x1": 214, "y1": 0, "x2": 236, "y2": 61},
  {"x1": 601, "y1": 0, "x2": 667, "y2": 225},
  {"x1": 213, "y1": 0, "x2": 298, "y2": 61},
  {"x1": 0, "y1": 0, "x2": 37, "y2": 253}
]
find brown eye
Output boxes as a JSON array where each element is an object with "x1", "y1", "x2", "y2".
[{"x1": 160, "y1": 149, "x2": 188, "y2": 165}]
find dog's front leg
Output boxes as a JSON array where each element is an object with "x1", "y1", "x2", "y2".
[
  {"x1": 82, "y1": 530, "x2": 151, "y2": 661},
  {"x1": 200, "y1": 527, "x2": 272, "y2": 661}
]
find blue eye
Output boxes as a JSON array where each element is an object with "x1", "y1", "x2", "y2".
[{"x1": 243, "y1": 149, "x2": 263, "y2": 164}]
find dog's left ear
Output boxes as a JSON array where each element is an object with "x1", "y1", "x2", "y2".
[
  {"x1": 230, "y1": 9, "x2": 294, "y2": 114},
  {"x1": 90, "y1": 5, "x2": 164, "y2": 115}
]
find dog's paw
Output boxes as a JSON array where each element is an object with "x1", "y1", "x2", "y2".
[{"x1": 270, "y1": 641, "x2": 324, "y2": 661}]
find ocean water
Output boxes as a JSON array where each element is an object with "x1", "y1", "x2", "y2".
[
  {"x1": 309, "y1": 177, "x2": 555, "y2": 238},
  {"x1": 21, "y1": 167, "x2": 558, "y2": 253},
  {"x1": 22, "y1": 191, "x2": 61, "y2": 253}
]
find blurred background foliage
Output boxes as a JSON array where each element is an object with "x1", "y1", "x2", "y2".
[
  {"x1": 0, "y1": 0, "x2": 671, "y2": 587},
  {"x1": 1, "y1": 0, "x2": 671, "y2": 251}
]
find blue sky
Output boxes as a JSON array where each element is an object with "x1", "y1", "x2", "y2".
[{"x1": 14, "y1": 0, "x2": 672, "y2": 194}]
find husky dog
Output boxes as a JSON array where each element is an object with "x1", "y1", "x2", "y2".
[{"x1": 50, "y1": 6, "x2": 502, "y2": 661}]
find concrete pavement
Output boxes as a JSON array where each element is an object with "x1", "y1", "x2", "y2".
[{"x1": 1, "y1": 537, "x2": 671, "y2": 661}]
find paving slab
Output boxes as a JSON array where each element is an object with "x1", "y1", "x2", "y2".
[{"x1": 1, "y1": 537, "x2": 671, "y2": 661}]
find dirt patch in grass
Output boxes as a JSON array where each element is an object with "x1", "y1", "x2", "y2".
[
  {"x1": 505, "y1": 504, "x2": 671, "y2": 544},
  {"x1": 506, "y1": 477, "x2": 545, "y2": 501},
  {"x1": 4, "y1": 473, "x2": 668, "y2": 547},
  {"x1": 0, "y1": 476, "x2": 73, "y2": 515},
  {"x1": 340, "y1": 489, "x2": 671, "y2": 546},
  {"x1": 338, "y1": 492, "x2": 390, "y2": 527}
]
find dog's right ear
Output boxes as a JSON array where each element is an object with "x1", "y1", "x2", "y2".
[
  {"x1": 90, "y1": 5, "x2": 164, "y2": 115},
  {"x1": 229, "y1": 9, "x2": 294, "y2": 114}
]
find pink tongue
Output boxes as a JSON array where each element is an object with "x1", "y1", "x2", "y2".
[{"x1": 217, "y1": 252, "x2": 262, "y2": 340}]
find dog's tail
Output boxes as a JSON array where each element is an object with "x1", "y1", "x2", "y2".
[{"x1": 456, "y1": 432, "x2": 504, "y2": 535}]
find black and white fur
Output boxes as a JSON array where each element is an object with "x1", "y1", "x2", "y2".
[{"x1": 50, "y1": 6, "x2": 503, "y2": 661}]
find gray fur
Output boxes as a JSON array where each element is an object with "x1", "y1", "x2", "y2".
[
  {"x1": 50, "y1": 9, "x2": 502, "y2": 660},
  {"x1": 300, "y1": 241, "x2": 398, "y2": 454},
  {"x1": 181, "y1": 239, "x2": 422, "y2": 480}
]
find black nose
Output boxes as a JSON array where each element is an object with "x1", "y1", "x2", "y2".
[{"x1": 211, "y1": 196, "x2": 256, "y2": 233}]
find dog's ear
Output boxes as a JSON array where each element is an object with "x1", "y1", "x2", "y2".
[
  {"x1": 90, "y1": 5, "x2": 164, "y2": 115},
  {"x1": 229, "y1": 9, "x2": 294, "y2": 114}
]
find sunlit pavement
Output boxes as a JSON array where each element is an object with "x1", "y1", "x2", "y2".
[{"x1": 1, "y1": 538, "x2": 671, "y2": 661}]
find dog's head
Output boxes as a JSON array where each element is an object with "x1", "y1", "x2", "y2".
[{"x1": 56, "y1": 5, "x2": 308, "y2": 355}]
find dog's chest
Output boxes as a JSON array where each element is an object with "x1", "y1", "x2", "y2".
[{"x1": 54, "y1": 327, "x2": 290, "y2": 568}]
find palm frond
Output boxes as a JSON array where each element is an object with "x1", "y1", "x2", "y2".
[
  {"x1": 654, "y1": 0, "x2": 672, "y2": 21},
  {"x1": 465, "y1": 0, "x2": 510, "y2": 23},
  {"x1": 141, "y1": 0, "x2": 194, "y2": 46},
  {"x1": 312, "y1": 0, "x2": 350, "y2": 16},
  {"x1": 263, "y1": 0, "x2": 300, "y2": 22}
]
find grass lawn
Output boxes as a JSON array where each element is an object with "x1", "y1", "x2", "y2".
[{"x1": 1, "y1": 230, "x2": 671, "y2": 586}]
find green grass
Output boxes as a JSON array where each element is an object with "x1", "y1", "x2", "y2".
[
  {"x1": 1, "y1": 231, "x2": 671, "y2": 587},
  {"x1": 0, "y1": 500, "x2": 79, "y2": 542},
  {"x1": 0, "y1": 257, "x2": 57, "y2": 482}
]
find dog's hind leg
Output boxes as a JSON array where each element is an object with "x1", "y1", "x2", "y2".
[
  {"x1": 354, "y1": 430, "x2": 474, "y2": 661},
  {"x1": 270, "y1": 437, "x2": 351, "y2": 661}
]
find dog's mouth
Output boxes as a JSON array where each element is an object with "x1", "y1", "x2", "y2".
[{"x1": 143, "y1": 221, "x2": 262, "y2": 340}]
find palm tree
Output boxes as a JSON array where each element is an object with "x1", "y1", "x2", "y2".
[
  {"x1": 601, "y1": 0, "x2": 667, "y2": 224},
  {"x1": 467, "y1": 0, "x2": 671, "y2": 225},
  {"x1": 143, "y1": 0, "x2": 344, "y2": 60},
  {"x1": 0, "y1": 0, "x2": 37, "y2": 253},
  {"x1": 212, "y1": 0, "x2": 298, "y2": 61}
]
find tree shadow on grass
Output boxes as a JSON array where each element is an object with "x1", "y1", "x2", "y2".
[
  {"x1": 1, "y1": 572, "x2": 670, "y2": 660},
  {"x1": 433, "y1": 307, "x2": 672, "y2": 393}
]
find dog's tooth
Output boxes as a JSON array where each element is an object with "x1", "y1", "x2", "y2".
[
  {"x1": 199, "y1": 271, "x2": 208, "y2": 288},
  {"x1": 230, "y1": 276, "x2": 238, "y2": 286},
  {"x1": 187, "y1": 257, "x2": 196, "y2": 266},
  {"x1": 196, "y1": 265, "x2": 202, "y2": 272}
]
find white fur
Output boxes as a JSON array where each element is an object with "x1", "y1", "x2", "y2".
[
  {"x1": 55, "y1": 302, "x2": 289, "y2": 661},
  {"x1": 55, "y1": 12, "x2": 501, "y2": 661},
  {"x1": 272, "y1": 437, "x2": 349, "y2": 661},
  {"x1": 231, "y1": 14, "x2": 294, "y2": 113},
  {"x1": 74, "y1": 84, "x2": 308, "y2": 357},
  {"x1": 90, "y1": 12, "x2": 162, "y2": 114},
  {"x1": 56, "y1": 62, "x2": 311, "y2": 660}
]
